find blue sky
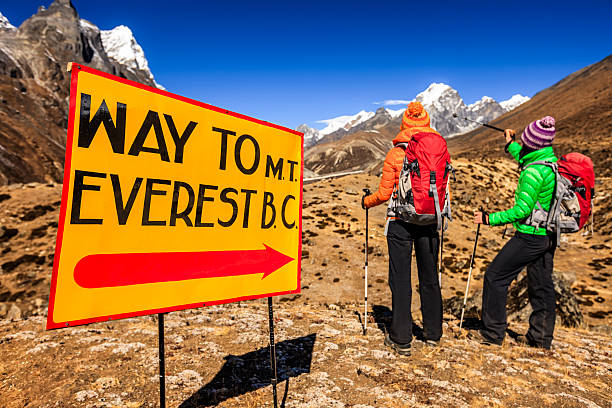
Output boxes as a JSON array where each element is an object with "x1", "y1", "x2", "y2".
[{"x1": 2, "y1": 1, "x2": 611, "y2": 130}]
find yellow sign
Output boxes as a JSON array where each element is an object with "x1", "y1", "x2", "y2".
[{"x1": 47, "y1": 64, "x2": 303, "y2": 329}]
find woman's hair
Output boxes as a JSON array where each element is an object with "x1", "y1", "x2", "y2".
[{"x1": 519, "y1": 144, "x2": 537, "y2": 160}]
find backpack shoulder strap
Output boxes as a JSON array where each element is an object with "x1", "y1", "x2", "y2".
[
  {"x1": 523, "y1": 160, "x2": 557, "y2": 171},
  {"x1": 429, "y1": 171, "x2": 442, "y2": 231}
]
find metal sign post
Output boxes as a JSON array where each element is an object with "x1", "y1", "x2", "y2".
[
  {"x1": 158, "y1": 313, "x2": 166, "y2": 408},
  {"x1": 267, "y1": 297, "x2": 279, "y2": 408}
]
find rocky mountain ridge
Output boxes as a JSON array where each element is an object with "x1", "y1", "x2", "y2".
[
  {"x1": 304, "y1": 55, "x2": 608, "y2": 177},
  {"x1": 98, "y1": 24, "x2": 161, "y2": 89},
  {"x1": 299, "y1": 84, "x2": 529, "y2": 148},
  {"x1": 447, "y1": 53, "x2": 612, "y2": 179},
  {"x1": 0, "y1": 0, "x2": 160, "y2": 185}
]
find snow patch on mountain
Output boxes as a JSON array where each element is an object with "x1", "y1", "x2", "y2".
[
  {"x1": 417, "y1": 83, "x2": 456, "y2": 107},
  {"x1": 79, "y1": 18, "x2": 98, "y2": 31},
  {"x1": 466, "y1": 96, "x2": 505, "y2": 124},
  {"x1": 468, "y1": 95, "x2": 496, "y2": 109},
  {"x1": 316, "y1": 110, "x2": 375, "y2": 136},
  {"x1": 101, "y1": 25, "x2": 148, "y2": 72},
  {"x1": 100, "y1": 25, "x2": 164, "y2": 89},
  {"x1": 385, "y1": 108, "x2": 405, "y2": 118},
  {"x1": 500, "y1": 94, "x2": 530, "y2": 111},
  {"x1": 308, "y1": 84, "x2": 531, "y2": 144},
  {"x1": 0, "y1": 12, "x2": 16, "y2": 30},
  {"x1": 297, "y1": 124, "x2": 322, "y2": 147},
  {"x1": 415, "y1": 83, "x2": 473, "y2": 136}
]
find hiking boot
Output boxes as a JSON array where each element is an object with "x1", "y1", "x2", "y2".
[
  {"x1": 515, "y1": 334, "x2": 550, "y2": 350},
  {"x1": 424, "y1": 339, "x2": 440, "y2": 347},
  {"x1": 466, "y1": 330, "x2": 501, "y2": 346},
  {"x1": 515, "y1": 334, "x2": 529, "y2": 346},
  {"x1": 384, "y1": 333, "x2": 412, "y2": 356}
]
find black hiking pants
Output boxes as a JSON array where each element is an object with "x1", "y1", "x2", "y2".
[
  {"x1": 387, "y1": 220, "x2": 442, "y2": 344},
  {"x1": 481, "y1": 231, "x2": 556, "y2": 348}
]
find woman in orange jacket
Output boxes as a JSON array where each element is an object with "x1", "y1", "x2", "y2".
[{"x1": 362, "y1": 102, "x2": 443, "y2": 356}]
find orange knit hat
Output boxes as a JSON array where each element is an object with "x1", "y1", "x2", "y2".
[{"x1": 401, "y1": 101, "x2": 430, "y2": 129}]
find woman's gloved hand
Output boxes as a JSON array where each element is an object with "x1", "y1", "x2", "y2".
[
  {"x1": 504, "y1": 129, "x2": 516, "y2": 153},
  {"x1": 473, "y1": 210, "x2": 489, "y2": 225},
  {"x1": 361, "y1": 188, "x2": 371, "y2": 210}
]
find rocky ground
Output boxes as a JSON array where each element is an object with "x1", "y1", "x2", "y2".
[
  {"x1": 1, "y1": 303, "x2": 611, "y2": 407},
  {"x1": 0, "y1": 157, "x2": 611, "y2": 407}
]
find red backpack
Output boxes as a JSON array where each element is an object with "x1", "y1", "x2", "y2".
[
  {"x1": 558, "y1": 153, "x2": 595, "y2": 230},
  {"x1": 524, "y1": 152, "x2": 595, "y2": 243},
  {"x1": 388, "y1": 130, "x2": 453, "y2": 230}
]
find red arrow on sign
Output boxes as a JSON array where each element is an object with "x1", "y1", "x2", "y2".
[{"x1": 73, "y1": 244, "x2": 294, "y2": 289}]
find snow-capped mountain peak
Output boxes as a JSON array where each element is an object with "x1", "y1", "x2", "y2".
[
  {"x1": 467, "y1": 96, "x2": 500, "y2": 112},
  {"x1": 416, "y1": 83, "x2": 455, "y2": 106},
  {"x1": 101, "y1": 25, "x2": 150, "y2": 73},
  {"x1": 297, "y1": 124, "x2": 322, "y2": 147},
  {"x1": 500, "y1": 94, "x2": 530, "y2": 111},
  {"x1": 79, "y1": 18, "x2": 98, "y2": 31},
  {"x1": 306, "y1": 84, "x2": 531, "y2": 145},
  {"x1": 0, "y1": 12, "x2": 16, "y2": 30},
  {"x1": 469, "y1": 96, "x2": 496, "y2": 106},
  {"x1": 465, "y1": 96, "x2": 505, "y2": 125},
  {"x1": 100, "y1": 25, "x2": 163, "y2": 89},
  {"x1": 316, "y1": 110, "x2": 375, "y2": 136},
  {"x1": 385, "y1": 108, "x2": 405, "y2": 118}
]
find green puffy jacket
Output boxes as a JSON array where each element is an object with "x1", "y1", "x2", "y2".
[{"x1": 488, "y1": 142, "x2": 557, "y2": 235}]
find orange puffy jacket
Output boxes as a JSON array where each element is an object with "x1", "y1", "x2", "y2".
[{"x1": 364, "y1": 126, "x2": 438, "y2": 209}]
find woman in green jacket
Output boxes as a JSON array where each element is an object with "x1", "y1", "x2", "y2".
[{"x1": 473, "y1": 116, "x2": 558, "y2": 349}]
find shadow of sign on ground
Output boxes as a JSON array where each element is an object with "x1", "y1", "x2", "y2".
[{"x1": 180, "y1": 333, "x2": 317, "y2": 407}]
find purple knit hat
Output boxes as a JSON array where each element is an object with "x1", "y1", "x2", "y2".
[{"x1": 521, "y1": 116, "x2": 556, "y2": 149}]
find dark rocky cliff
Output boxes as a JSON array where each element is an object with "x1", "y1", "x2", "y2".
[{"x1": 0, "y1": 0, "x2": 156, "y2": 184}]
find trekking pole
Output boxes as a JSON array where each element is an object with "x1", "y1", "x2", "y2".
[
  {"x1": 452, "y1": 113, "x2": 505, "y2": 133},
  {"x1": 438, "y1": 218, "x2": 444, "y2": 286},
  {"x1": 362, "y1": 188, "x2": 371, "y2": 335},
  {"x1": 590, "y1": 199, "x2": 594, "y2": 236},
  {"x1": 459, "y1": 218, "x2": 482, "y2": 331}
]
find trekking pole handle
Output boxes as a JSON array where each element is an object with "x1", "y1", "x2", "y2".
[
  {"x1": 482, "y1": 123, "x2": 505, "y2": 132},
  {"x1": 478, "y1": 206, "x2": 487, "y2": 226},
  {"x1": 362, "y1": 189, "x2": 371, "y2": 211}
]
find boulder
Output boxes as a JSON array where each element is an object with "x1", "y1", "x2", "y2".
[
  {"x1": 6, "y1": 303, "x2": 22, "y2": 321},
  {"x1": 444, "y1": 269, "x2": 583, "y2": 328}
]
